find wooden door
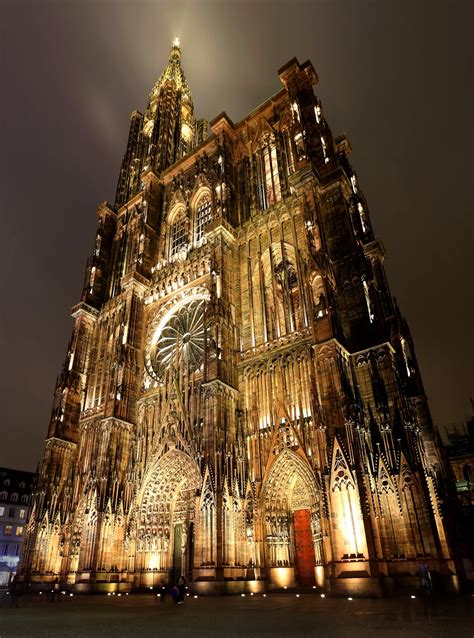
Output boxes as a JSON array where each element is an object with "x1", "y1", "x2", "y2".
[{"x1": 293, "y1": 509, "x2": 316, "y2": 586}]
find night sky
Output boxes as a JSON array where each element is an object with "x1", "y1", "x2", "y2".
[{"x1": 1, "y1": 1, "x2": 472, "y2": 471}]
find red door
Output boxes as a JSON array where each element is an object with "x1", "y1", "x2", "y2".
[{"x1": 293, "y1": 509, "x2": 316, "y2": 586}]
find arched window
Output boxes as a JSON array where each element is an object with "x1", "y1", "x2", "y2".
[
  {"x1": 94, "y1": 234, "x2": 102, "y2": 257},
  {"x1": 0, "y1": 491, "x2": 7, "y2": 500},
  {"x1": 11, "y1": 493, "x2": 18, "y2": 503},
  {"x1": 170, "y1": 214, "x2": 187, "y2": 258},
  {"x1": 255, "y1": 135, "x2": 281, "y2": 210},
  {"x1": 195, "y1": 196, "x2": 212, "y2": 244},
  {"x1": 21, "y1": 494, "x2": 29, "y2": 504}
]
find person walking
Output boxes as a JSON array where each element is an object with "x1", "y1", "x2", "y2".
[
  {"x1": 50, "y1": 577, "x2": 59, "y2": 603},
  {"x1": 419, "y1": 564, "x2": 433, "y2": 597},
  {"x1": 8, "y1": 579, "x2": 20, "y2": 608},
  {"x1": 170, "y1": 583, "x2": 180, "y2": 604},
  {"x1": 419, "y1": 563, "x2": 433, "y2": 619},
  {"x1": 177, "y1": 575, "x2": 186, "y2": 604},
  {"x1": 159, "y1": 585, "x2": 169, "y2": 603}
]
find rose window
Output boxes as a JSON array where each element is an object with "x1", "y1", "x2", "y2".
[{"x1": 150, "y1": 298, "x2": 206, "y2": 378}]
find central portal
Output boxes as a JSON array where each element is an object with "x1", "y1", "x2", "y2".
[{"x1": 135, "y1": 449, "x2": 200, "y2": 585}]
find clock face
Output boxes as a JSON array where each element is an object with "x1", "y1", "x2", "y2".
[{"x1": 150, "y1": 297, "x2": 206, "y2": 379}]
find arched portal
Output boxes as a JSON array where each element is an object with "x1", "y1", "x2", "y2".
[
  {"x1": 261, "y1": 449, "x2": 322, "y2": 587},
  {"x1": 133, "y1": 448, "x2": 201, "y2": 584}
]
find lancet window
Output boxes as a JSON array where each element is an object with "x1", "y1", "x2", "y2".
[
  {"x1": 362, "y1": 278, "x2": 375, "y2": 323},
  {"x1": 282, "y1": 129, "x2": 296, "y2": 175},
  {"x1": 89, "y1": 266, "x2": 97, "y2": 292},
  {"x1": 255, "y1": 135, "x2": 281, "y2": 210},
  {"x1": 198, "y1": 485, "x2": 216, "y2": 566},
  {"x1": 170, "y1": 215, "x2": 187, "y2": 257},
  {"x1": 194, "y1": 196, "x2": 212, "y2": 244}
]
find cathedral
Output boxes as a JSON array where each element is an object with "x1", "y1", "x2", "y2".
[{"x1": 19, "y1": 41, "x2": 458, "y2": 595}]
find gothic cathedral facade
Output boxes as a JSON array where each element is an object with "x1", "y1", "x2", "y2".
[{"x1": 19, "y1": 42, "x2": 457, "y2": 595}]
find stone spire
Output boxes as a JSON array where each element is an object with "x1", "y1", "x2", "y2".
[
  {"x1": 115, "y1": 39, "x2": 196, "y2": 206},
  {"x1": 149, "y1": 38, "x2": 192, "y2": 102},
  {"x1": 144, "y1": 39, "x2": 195, "y2": 166}
]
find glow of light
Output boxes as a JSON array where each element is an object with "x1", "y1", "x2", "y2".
[
  {"x1": 411, "y1": 595, "x2": 416, "y2": 599},
  {"x1": 348, "y1": 597, "x2": 353, "y2": 601},
  {"x1": 263, "y1": 594, "x2": 267, "y2": 597},
  {"x1": 296, "y1": 594, "x2": 300, "y2": 598},
  {"x1": 320, "y1": 594, "x2": 325, "y2": 598},
  {"x1": 194, "y1": 595, "x2": 198, "y2": 598},
  {"x1": 70, "y1": 593, "x2": 73, "y2": 597},
  {"x1": 241, "y1": 593, "x2": 245, "y2": 597},
  {"x1": 173, "y1": 37, "x2": 180, "y2": 47}
]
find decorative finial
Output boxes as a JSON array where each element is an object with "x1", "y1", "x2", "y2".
[{"x1": 173, "y1": 37, "x2": 180, "y2": 48}]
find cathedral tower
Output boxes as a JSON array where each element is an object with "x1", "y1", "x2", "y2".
[{"x1": 19, "y1": 43, "x2": 458, "y2": 595}]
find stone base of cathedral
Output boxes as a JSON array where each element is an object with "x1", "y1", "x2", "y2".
[
  {"x1": 327, "y1": 575, "x2": 385, "y2": 597},
  {"x1": 192, "y1": 580, "x2": 266, "y2": 595},
  {"x1": 15, "y1": 562, "x2": 460, "y2": 596}
]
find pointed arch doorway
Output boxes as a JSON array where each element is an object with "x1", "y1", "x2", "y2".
[
  {"x1": 261, "y1": 449, "x2": 323, "y2": 588},
  {"x1": 133, "y1": 448, "x2": 201, "y2": 586}
]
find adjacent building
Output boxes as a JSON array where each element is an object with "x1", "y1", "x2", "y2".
[
  {"x1": 18, "y1": 42, "x2": 459, "y2": 595},
  {"x1": 446, "y1": 416, "x2": 474, "y2": 501},
  {"x1": 0, "y1": 468, "x2": 35, "y2": 587},
  {"x1": 445, "y1": 415, "x2": 474, "y2": 581}
]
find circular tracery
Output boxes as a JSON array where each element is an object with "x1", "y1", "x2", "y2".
[{"x1": 150, "y1": 297, "x2": 206, "y2": 379}]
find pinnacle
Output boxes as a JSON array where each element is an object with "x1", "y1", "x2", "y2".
[{"x1": 148, "y1": 38, "x2": 190, "y2": 102}]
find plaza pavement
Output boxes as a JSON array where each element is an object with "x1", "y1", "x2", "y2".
[{"x1": 0, "y1": 591, "x2": 473, "y2": 637}]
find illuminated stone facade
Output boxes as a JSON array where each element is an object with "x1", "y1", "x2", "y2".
[{"x1": 19, "y1": 43, "x2": 457, "y2": 594}]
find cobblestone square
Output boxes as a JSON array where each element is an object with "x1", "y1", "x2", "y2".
[{"x1": 1, "y1": 593, "x2": 473, "y2": 638}]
